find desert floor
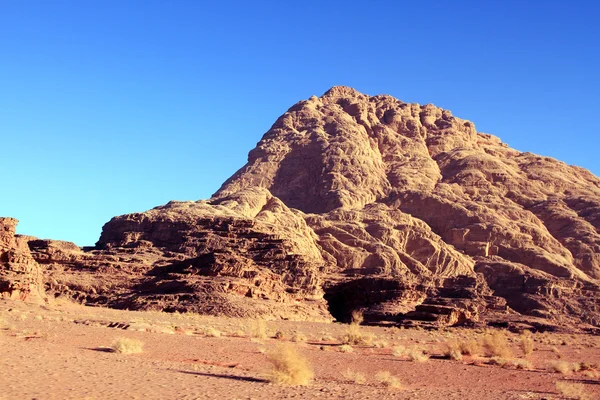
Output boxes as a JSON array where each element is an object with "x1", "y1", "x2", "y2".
[{"x1": 1, "y1": 299, "x2": 599, "y2": 400}]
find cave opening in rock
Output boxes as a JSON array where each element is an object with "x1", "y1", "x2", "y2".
[{"x1": 323, "y1": 277, "x2": 405, "y2": 323}]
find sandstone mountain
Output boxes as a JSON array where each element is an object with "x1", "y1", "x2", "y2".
[{"x1": 6, "y1": 86, "x2": 600, "y2": 331}]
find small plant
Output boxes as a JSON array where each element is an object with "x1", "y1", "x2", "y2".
[
  {"x1": 249, "y1": 319, "x2": 268, "y2": 340},
  {"x1": 350, "y1": 310, "x2": 364, "y2": 325},
  {"x1": 343, "y1": 369, "x2": 366, "y2": 384},
  {"x1": 552, "y1": 346, "x2": 563, "y2": 358},
  {"x1": 339, "y1": 344, "x2": 354, "y2": 353},
  {"x1": 549, "y1": 360, "x2": 577, "y2": 375},
  {"x1": 459, "y1": 339, "x2": 481, "y2": 356},
  {"x1": 110, "y1": 337, "x2": 144, "y2": 354},
  {"x1": 291, "y1": 332, "x2": 307, "y2": 342},
  {"x1": 555, "y1": 381, "x2": 590, "y2": 400},
  {"x1": 482, "y1": 330, "x2": 512, "y2": 358},
  {"x1": 274, "y1": 330, "x2": 286, "y2": 340},
  {"x1": 265, "y1": 344, "x2": 314, "y2": 386},
  {"x1": 393, "y1": 345, "x2": 429, "y2": 362},
  {"x1": 375, "y1": 371, "x2": 402, "y2": 389},
  {"x1": 203, "y1": 327, "x2": 221, "y2": 337},
  {"x1": 520, "y1": 330, "x2": 534, "y2": 357},
  {"x1": 443, "y1": 341, "x2": 463, "y2": 361},
  {"x1": 342, "y1": 324, "x2": 373, "y2": 346}
]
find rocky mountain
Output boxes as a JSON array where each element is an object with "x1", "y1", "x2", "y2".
[{"x1": 6, "y1": 86, "x2": 600, "y2": 331}]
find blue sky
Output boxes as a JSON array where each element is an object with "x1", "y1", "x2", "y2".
[{"x1": 1, "y1": 0, "x2": 599, "y2": 245}]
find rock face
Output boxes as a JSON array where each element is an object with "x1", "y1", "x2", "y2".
[
  {"x1": 20, "y1": 86, "x2": 600, "y2": 330},
  {"x1": 0, "y1": 218, "x2": 46, "y2": 303}
]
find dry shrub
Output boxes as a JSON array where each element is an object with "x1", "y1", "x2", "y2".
[
  {"x1": 520, "y1": 330, "x2": 534, "y2": 356},
  {"x1": 351, "y1": 310, "x2": 364, "y2": 325},
  {"x1": 459, "y1": 339, "x2": 481, "y2": 356},
  {"x1": 249, "y1": 319, "x2": 268, "y2": 340},
  {"x1": 555, "y1": 381, "x2": 590, "y2": 400},
  {"x1": 291, "y1": 332, "x2": 307, "y2": 342},
  {"x1": 375, "y1": 371, "x2": 402, "y2": 389},
  {"x1": 483, "y1": 330, "x2": 512, "y2": 358},
  {"x1": 443, "y1": 341, "x2": 463, "y2": 361},
  {"x1": 549, "y1": 360, "x2": 578, "y2": 375},
  {"x1": 552, "y1": 346, "x2": 563, "y2": 358},
  {"x1": 373, "y1": 338, "x2": 389, "y2": 348},
  {"x1": 339, "y1": 344, "x2": 354, "y2": 353},
  {"x1": 343, "y1": 369, "x2": 366, "y2": 384},
  {"x1": 203, "y1": 327, "x2": 221, "y2": 337},
  {"x1": 265, "y1": 344, "x2": 314, "y2": 386},
  {"x1": 274, "y1": 330, "x2": 286, "y2": 340},
  {"x1": 513, "y1": 358, "x2": 533, "y2": 370},
  {"x1": 393, "y1": 345, "x2": 429, "y2": 362},
  {"x1": 342, "y1": 324, "x2": 373, "y2": 346},
  {"x1": 111, "y1": 337, "x2": 143, "y2": 354}
]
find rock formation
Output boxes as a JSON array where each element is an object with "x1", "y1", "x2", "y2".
[
  {"x1": 0, "y1": 218, "x2": 46, "y2": 303},
  {"x1": 12, "y1": 86, "x2": 600, "y2": 330}
]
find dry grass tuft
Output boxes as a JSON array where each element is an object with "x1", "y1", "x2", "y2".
[
  {"x1": 393, "y1": 345, "x2": 429, "y2": 362},
  {"x1": 342, "y1": 324, "x2": 373, "y2": 346},
  {"x1": 459, "y1": 339, "x2": 481, "y2": 356},
  {"x1": 339, "y1": 344, "x2": 354, "y2": 353},
  {"x1": 513, "y1": 358, "x2": 533, "y2": 370},
  {"x1": 110, "y1": 337, "x2": 144, "y2": 354},
  {"x1": 203, "y1": 327, "x2": 221, "y2": 337},
  {"x1": 483, "y1": 330, "x2": 513, "y2": 358},
  {"x1": 375, "y1": 371, "x2": 402, "y2": 389},
  {"x1": 443, "y1": 341, "x2": 463, "y2": 361},
  {"x1": 549, "y1": 360, "x2": 578, "y2": 375},
  {"x1": 274, "y1": 330, "x2": 286, "y2": 340},
  {"x1": 343, "y1": 369, "x2": 366, "y2": 384},
  {"x1": 265, "y1": 344, "x2": 314, "y2": 386},
  {"x1": 351, "y1": 310, "x2": 364, "y2": 325},
  {"x1": 555, "y1": 381, "x2": 590, "y2": 400},
  {"x1": 249, "y1": 319, "x2": 268, "y2": 340},
  {"x1": 520, "y1": 330, "x2": 534, "y2": 357},
  {"x1": 291, "y1": 332, "x2": 307, "y2": 342}
]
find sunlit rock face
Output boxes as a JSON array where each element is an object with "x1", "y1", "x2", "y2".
[
  {"x1": 24, "y1": 87, "x2": 600, "y2": 330},
  {"x1": 0, "y1": 218, "x2": 46, "y2": 303}
]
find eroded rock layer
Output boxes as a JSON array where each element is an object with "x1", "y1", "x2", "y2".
[
  {"x1": 0, "y1": 218, "x2": 46, "y2": 303},
  {"x1": 16, "y1": 86, "x2": 600, "y2": 330}
]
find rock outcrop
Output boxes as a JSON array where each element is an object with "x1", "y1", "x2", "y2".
[
  {"x1": 0, "y1": 218, "x2": 46, "y2": 303},
  {"x1": 17, "y1": 86, "x2": 600, "y2": 330}
]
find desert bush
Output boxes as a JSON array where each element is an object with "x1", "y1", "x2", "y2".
[
  {"x1": 393, "y1": 345, "x2": 429, "y2": 362},
  {"x1": 459, "y1": 339, "x2": 481, "y2": 356},
  {"x1": 549, "y1": 360, "x2": 578, "y2": 375},
  {"x1": 555, "y1": 381, "x2": 590, "y2": 400},
  {"x1": 513, "y1": 358, "x2": 533, "y2": 370},
  {"x1": 339, "y1": 344, "x2": 354, "y2": 353},
  {"x1": 291, "y1": 332, "x2": 307, "y2": 342},
  {"x1": 343, "y1": 369, "x2": 366, "y2": 384},
  {"x1": 483, "y1": 330, "x2": 513, "y2": 358},
  {"x1": 350, "y1": 310, "x2": 364, "y2": 325},
  {"x1": 443, "y1": 341, "x2": 463, "y2": 361},
  {"x1": 342, "y1": 324, "x2": 373, "y2": 346},
  {"x1": 111, "y1": 337, "x2": 143, "y2": 354},
  {"x1": 200, "y1": 326, "x2": 221, "y2": 337},
  {"x1": 273, "y1": 330, "x2": 286, "y2": 340},
  {"x1": 520, "y1": 330, "x2": 534, "y2": 356},
  {"x1": 265, "y1": 344, "x2": 314, "y2": 386},
  {"x1": 249, "y1": 319, "x2": 268, "y2": 340},
  {"x1": 375, "y1": 371, "x2": 402, "y2": 389}
]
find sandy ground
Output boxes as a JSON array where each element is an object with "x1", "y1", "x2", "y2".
[{"x1": 1, "y1": 299, "x2": 599, "y2": 400}]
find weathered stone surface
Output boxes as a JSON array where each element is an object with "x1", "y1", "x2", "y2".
[
  {"x1": 18, "y1": 86, "x2": 600, "y2": 329},
  {"x1": 0, "y1": 218, "x2": 46, "y2": 303}
]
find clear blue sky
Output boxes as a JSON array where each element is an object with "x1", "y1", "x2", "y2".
[{"x1": 1, "y1": 0, "x2": 599, "y2": 246}]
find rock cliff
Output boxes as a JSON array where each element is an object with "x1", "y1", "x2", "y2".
[{"x1": 15, "y1": 87, "x2": 600, "y2": 330}]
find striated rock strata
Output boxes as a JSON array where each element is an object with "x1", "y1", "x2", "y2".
[
  {"x1": 0, "y1": 218, "x2": 46, "y2": 303},
  {"x1": 18, "y1": 86, "x2": 600, "y2": 330}
]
